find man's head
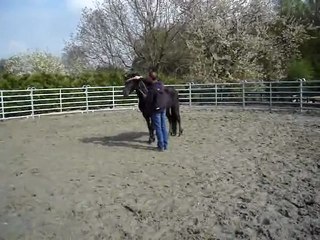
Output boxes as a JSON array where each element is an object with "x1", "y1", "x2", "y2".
[{"x1": 148, "y1": 67, "x2": 157, "y2": 81}]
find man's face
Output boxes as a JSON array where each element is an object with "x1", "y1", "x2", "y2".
[{"x1": 149, "y1": 71, "x2": 157, "y2": 80}]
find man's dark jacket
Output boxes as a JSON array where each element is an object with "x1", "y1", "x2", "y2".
[{"x1": 146, "y1": 80, "x2": 167, "y2": 114}]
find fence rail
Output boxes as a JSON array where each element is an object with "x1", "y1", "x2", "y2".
[{"x1": 1, "y1": 79, "x2": 320, "y2": 120}]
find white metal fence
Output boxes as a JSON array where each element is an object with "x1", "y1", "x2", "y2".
[{"x1": 1, "y1": 79, "x2": 319, "y2": 120}]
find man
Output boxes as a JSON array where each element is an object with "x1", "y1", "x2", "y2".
[{"x1": 146, "y1": 68, "x2": 168, "y2": 151}]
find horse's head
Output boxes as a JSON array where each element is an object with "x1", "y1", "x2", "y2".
[{"x1": 123, "y1": 73, "x2": 148, "y2": 97}]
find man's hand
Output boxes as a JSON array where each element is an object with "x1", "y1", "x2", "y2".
[
  {"x1": 133, "y1": 75, "x2": 143, "y2": 79},
  {"x1": 126, "y1": 75, "x2": 143, "y2": 82}
]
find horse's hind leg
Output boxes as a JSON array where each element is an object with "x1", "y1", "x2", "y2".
[
  {"x1": 171, "y1": 107, "x2": 177, "y2": 136},
  {"x1": 172, "y1": 105, "x2": 183, "y2": 137},
  {"x1": 166, "y1": 108, "x2": 173, "y2": 136},
  {"x1": 176, "y1": 113, "x2": 183, "y2": 136}
]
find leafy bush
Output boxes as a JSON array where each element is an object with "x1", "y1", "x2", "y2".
[
  {"x1": 287, "y1": 59, "x2": 314, "y2": 80},
  {"x1": 0, "y1": 69, "x2": 127, "y2": 90}
]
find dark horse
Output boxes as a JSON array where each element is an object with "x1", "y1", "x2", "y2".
[{"x1": 123, "y1": 73, "x2": 183, "y2": 144}]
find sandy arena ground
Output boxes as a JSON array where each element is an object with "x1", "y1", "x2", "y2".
[{"x1": 0, "y1": 108, "x2": 319, "y2": 239}]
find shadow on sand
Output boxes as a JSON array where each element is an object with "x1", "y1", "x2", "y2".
[{"x1": 80, "y1": 131, "x2": 157, "y2": 151}]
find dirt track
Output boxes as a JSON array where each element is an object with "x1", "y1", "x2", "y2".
[{"x1": 0, "y1": 108, "x2": 319, "y2": 239}]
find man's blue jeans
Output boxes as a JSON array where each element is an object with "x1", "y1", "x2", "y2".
[{"x1": 151, "y1": 110, "x2": 168, "y2": 150}]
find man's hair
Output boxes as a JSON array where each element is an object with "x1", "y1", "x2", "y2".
[
  {"x1": 148, "y1": 67, "x2": 157, "y2": 73},
  {"x1": 148, "y1": 67, "x2": 157, "y2": 81}
]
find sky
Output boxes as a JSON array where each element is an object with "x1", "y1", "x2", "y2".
[{"x1": 0, "y1": 0, "x2": 97, "y2": 59}]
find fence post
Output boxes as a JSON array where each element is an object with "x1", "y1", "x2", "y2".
[
  {"x1": 59, "y1": 89, "x2": 63, "y2": 112},
  {"x1": 269, "y1": 82, "x2": 272, "y2": 112},
  {"x1": 28, "y1": 87, "x2": 35, "y2": 118},
  {"x1": 112, "y1": 86, "x2": 115, "y2": 109},
  {"x1": 215, "y1": 83, "x2": 218, "y2": 106},
  {"x1": 188, "y1": 82, "x2": 192, "y2": 107},
  {"x1": 299, "y1": 78, "x2": 304, "y2": 112},
  {"x1": 242, "y1": 81, "x2": 246, "y2": 109},
  {"x1": 83, "y1": 85, "x2": 89, "y2": 113},
  {"x1": 0, "y1": 90, "x2": 4, "y2": 119}
]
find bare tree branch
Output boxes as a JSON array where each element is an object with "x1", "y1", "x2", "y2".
[{"x1": 65, "y1": 0, "x2": 194, "y2": 72}]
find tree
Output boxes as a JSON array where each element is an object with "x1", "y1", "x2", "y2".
[
  {"x1": 131, "y1": 25, "x2": 191, "y2": 75},
  {"x1": 0, "y1": 59, "x2": 6, "y2": 73},
  {"x1": 278, "y1": 0, "x2": 311, "y2": 20},
  {"x1": 64, "y1": 0, "x2": 195, "y2": 72},
  {"x1": 62, "y1": 42, "x2": 90, "y2": 74},
  {"x1": 278, "y1": 0, "x2": 320, "y2": 25},
  {"x1": 278, "y1": 0, "x2": 320, "y2": 79},
  {"x1": 185, "y1": 0, "x2": 310, "y2": 82},
  {"x1": 307, "y1": 0, "x2": 320, "y2": 25},
  {"x1": 4, "y1": 51, "x2": 66, "y2": 75}
]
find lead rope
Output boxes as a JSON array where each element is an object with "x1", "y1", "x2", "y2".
[{"x1": 138, "y1": 81, "x2": 148, "y2": 99}]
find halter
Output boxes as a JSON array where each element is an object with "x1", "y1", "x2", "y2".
[{"x1": 125, "y1": 75, "x2": 149, "y2": 98}]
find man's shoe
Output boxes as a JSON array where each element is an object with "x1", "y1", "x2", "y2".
[{"x1": 157, "y1": 147, "x2": 165, "y2": 152}]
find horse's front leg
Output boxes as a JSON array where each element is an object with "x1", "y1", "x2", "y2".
[
  {"x1": 177, "y1": 115, "x2": 183, "y2": 136},
  {"x1": 149, "y1": 117, "x2": 156, "y2": 143},
  {"x1": 145, "y1": 116, "x2": 155, "y2": 144}
]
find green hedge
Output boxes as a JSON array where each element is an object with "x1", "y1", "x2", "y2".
[
  {"x1": 0, "y1": 70, "x2": 187, "y2": 90},
  {"x1": 0, "y1": 69, "x2": 126, "y2": 90}
]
